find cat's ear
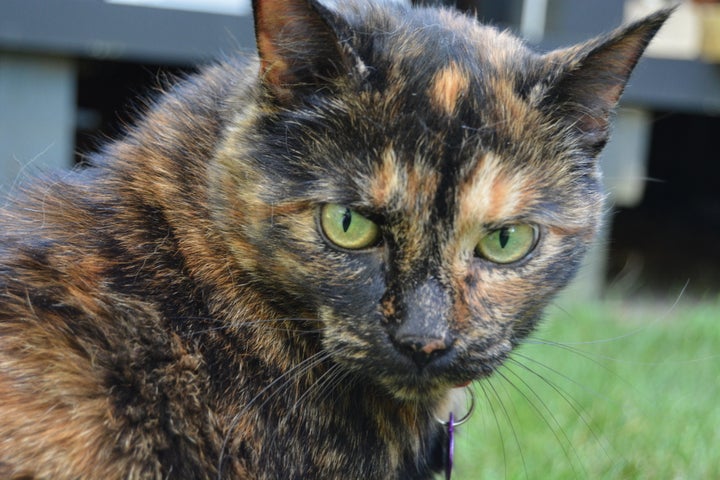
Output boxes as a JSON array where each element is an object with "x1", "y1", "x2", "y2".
[
  {"x1": 541, "y1": 8, "x2": 672, "y2": 153},
  {"x1": 252, "y1": 0, "x2": 360, "y2": 104}
]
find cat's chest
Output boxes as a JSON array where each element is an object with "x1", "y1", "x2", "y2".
[{"x1": 219, "y1": 379, "x2": 446, "y2": 479}]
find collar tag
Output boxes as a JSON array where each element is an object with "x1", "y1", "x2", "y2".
[
  {"x1": 436, "y1": 386, "x2": 476, "y2": 480},
  {"x1": 445, "y1": 412, "x2": 455, "y2": 480}
]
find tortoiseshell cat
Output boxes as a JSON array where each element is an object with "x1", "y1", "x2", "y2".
[{"x1": 0, "y1": 0, "x2": 669, "y2": 478}]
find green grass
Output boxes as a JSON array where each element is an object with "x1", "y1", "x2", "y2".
[{"x1": 452, "y1": 298, "x2": 720, "y2": 480}]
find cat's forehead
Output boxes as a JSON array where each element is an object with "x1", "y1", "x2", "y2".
[
  {"x1": 348, "y1": 11, "x2": 548, "y2": 187},
  {"x1": 366, "y1": 144, "x2": 533, "y2": 224},
  {"x1": 345, "y1": 5, "x2": 546, "y2": 159},
  {"x1": 355, "y1": 5, "x2": 534, "y2": 93}
]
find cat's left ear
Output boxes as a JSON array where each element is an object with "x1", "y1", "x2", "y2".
[
  {"x1": 252, "y1": 0, "x2": 362, "y2": 104},
  {"x1": 541, "y1": 8, "x2": 673, "y2": 153}
]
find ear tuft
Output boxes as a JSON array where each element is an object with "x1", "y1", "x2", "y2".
[
  {"x1": 252, "y1": 0, "x2": 353, "y2": 104},
  {"x1": 543, "y1": 8, "x2": 673, "y2": 152}
]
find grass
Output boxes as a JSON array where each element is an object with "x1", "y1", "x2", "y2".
[{"x1": 452, "y1": 296, "x2": 720, "y2": 480}]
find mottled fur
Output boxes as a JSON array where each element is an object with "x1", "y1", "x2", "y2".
[{"x1": 0, "y1": 0, "x2": 669, "y2": 478}]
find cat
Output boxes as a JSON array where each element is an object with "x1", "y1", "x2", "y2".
[{"x1": 0, "y1": 0, "x2": 670, "y2": 478}]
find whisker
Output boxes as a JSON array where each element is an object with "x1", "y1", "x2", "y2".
[
  {"x1": 510, "y1": 351, "x2": 616, "y2": 404},
  {"x1": 289, "y1": 362, "x2": 346, "y2": 413},
  {"x1": 217, "y1": 350, "x2": 334, "y2": 478},
  {"x1": 507, "y1": 356, "x2": 613, "y2": 464},
  {"x1": 522, "y1": 336, "x2": 644, "y2": 378},
  {"x1": 479, "y1": 376, "x2": 529, "y2": 480},
  {"x1": 475, "y1": 382, "x2": 511, "y2": 479},
  {"x1": 173, "y1": 315, "x2": 327, "y2": 336},
  {"x1": 318, "y1": 365, "x2": 358, "y2": 411},
  {"x1": 547, "y1": 280, "x2": 689, "y2": 347},
  {"x1": 248, "y1": 351, "x2": 332, "y2": 415},
  {"x1": 496, "y1": 366, "x2": 587, "y2": 479}
]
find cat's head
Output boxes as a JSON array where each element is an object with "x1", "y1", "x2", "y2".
[{"x1": 210, "y1": 0, "x2": 670, "y2": 401}]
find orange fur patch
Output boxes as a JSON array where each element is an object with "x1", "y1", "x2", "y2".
[
  {"x1": 428, "y1": 62, "x2": 469, "y2": 116},
  {"x1": 369, "y1": 147, "x2": 403, "y2": 207},
  {"x1": 457, "y1": 154, "x2": 525, "y2": 232}
]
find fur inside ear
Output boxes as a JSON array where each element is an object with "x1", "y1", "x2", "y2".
[
  {"x1": 252, "y1": 0, "x2": 355, "y2": 104},
  {"x1": 542, "y1": 8, "x2": 673, "y2": 153}
]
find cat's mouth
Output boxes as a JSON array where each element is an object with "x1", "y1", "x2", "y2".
[
  {"x1": 320, "y1": 308, "x2": 513, "y2": 401},
  {"x1": 367, "y1": 338, "x2": 512, "y2": 402}
]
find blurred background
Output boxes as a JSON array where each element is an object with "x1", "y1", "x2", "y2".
[{"x1": 1, "y1": 0, "x2": 719, "y2": 299}]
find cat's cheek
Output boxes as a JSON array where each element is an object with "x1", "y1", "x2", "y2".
[
  {"x1": 452, "y1": 252, "x2": 558, "y2": 340},
  {"x1": 310, "y1": 252, "x2": 387, "y2": 334},
  {"x1": 456, "y1": 232, "x2": 587, "y2": 345},
  {"x1": 316, "y1": 307, "x2": 385, "y2": 371}
]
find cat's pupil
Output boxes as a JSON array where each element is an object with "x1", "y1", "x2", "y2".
[
  {"x1": 499, "y1": 228, "x2": 511, "y2": 249},
  {"x1": 342, "y1": 208, "x2": 352, "y2": 232}
]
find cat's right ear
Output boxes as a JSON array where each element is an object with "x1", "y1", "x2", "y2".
[{"x1": 252, "y1": 0, "x2": 360, "y2": 104}]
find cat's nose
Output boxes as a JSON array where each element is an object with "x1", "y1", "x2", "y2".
[
  {"x1": 395, "y1": 334, "x2": 451, "y2": 368},
  {"x1": 388, "y1": 275, "x2": 453, "y2": 368}
]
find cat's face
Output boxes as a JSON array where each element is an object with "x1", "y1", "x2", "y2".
[{"x1": 210, "y1": 0, "x2": 668, "y2": 401}]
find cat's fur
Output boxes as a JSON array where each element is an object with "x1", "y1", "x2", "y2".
[{"x1": 0, "y1": 0, "x2": 669, "y2": 478}]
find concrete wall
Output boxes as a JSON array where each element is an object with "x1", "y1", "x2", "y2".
[{"x1": 0, "y1": 53, "x2": 76, "y2": 197}]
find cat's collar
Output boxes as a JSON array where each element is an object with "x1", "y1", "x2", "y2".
[{"x1": 436, "y1": 385, "x2": 476, "y2": 480}]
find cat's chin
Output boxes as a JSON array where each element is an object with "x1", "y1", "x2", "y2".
[
  {"x1": 383, "y1": 381, "x2": 458, "y2": 403},
  {"x1": 375, "y1": 372, "x2": 481, "y2": 403}
]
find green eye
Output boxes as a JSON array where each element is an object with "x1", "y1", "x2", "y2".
[
  {"x1": 475, "y1": 224, "x2": 538, "y2": 264},
  {"x1": 320, "y1": 204, "x2": 380, "y2": 250}
]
